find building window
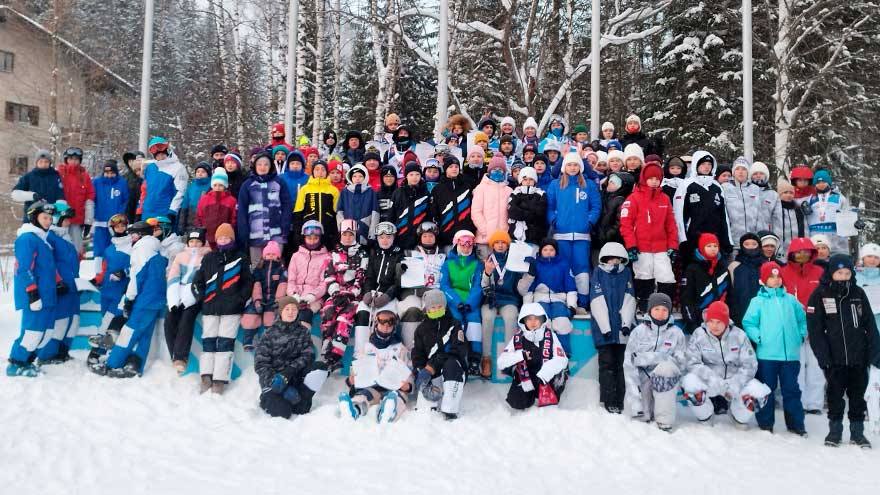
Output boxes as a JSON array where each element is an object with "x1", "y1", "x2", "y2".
[
  {"x1": 5, "y1": 102, "x2": 39, "y2": 126},
  {"x1": 0, "y1": 50, "x2": 12, "y2": 72},
  {"x1": 10, "y1": 156, "x2": 28, "y2": 176}
]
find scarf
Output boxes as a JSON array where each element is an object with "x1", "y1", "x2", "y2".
[{"x1": 513, "y1": 326, "x2": 553, "y2": 391}]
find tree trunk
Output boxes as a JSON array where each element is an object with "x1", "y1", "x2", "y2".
[
  {"x1": 230, "y1": 0, "x2": 245, "y2": 150},
  {"x1": 295, "y1": 27, "x2": 307, "y2": 139},
  {"x1": 772, "y1": 0, "x2": 792, "y2": 174},
  {"x1": 371, "y1": 0, "x2": 388, "y2": 136},
  {"x1": 210, "y1": 0, "x2": 230, "y2": 140},
  {"x1": 332, "y1": 0, "x2": 341, "y2": 130},
  {"x1": 312, "y1": 0, "x2": 326, "y2": 144}
]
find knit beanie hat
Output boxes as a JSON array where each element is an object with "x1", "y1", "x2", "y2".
[
  {"x1": 698, "y1": 233, "x2": 720, "y2": 256},
  {"x1": 813, "y1": 169, "x2": 833, "y2": 187},
  {"x1": 474, "y1": 131, "x2": 489, "y2": 144},
  {"x1": 488, "y1": 155, "x2": 507, "y2": 173},
  {"x1": 647, "y1": 292, "x2": 673, "y2": 313},
  {"x1": 262, "y1": 240, "x2": 281, "y2": 259},
  {"x1": 760, "y1": 262, "x2": 783, "y2": 286},
  {"x1": 810, "y1": 234, "x2": 831, "y2": 249},
  {"x1": 641, "y1": 163, "x2": 663, "y2": 183},
  {"x1": 422, "y1": 289, "x2": 446, "y2": 309},
  {"x1": 739, "y1": 232, "x2": 760, "y2": 249},
  {"x1": 750, "y1": 161, "x2": 770, "y2": 178},
  {"x1": 214, "y1": 223, "x2": 235, "y2": 241},
  {"x1": 211, "y1": 168, "x2": 229, "y2": 188},
  {"x1": 644, "y1": 154, "x2": 662, "y2": 166},
  {"x1": 276, "y1": 296, "x2": 299, "y2": 314},
  {"x1": 704, "y1": 301, "x2": 730, "y2": 326},
  {"x1": 732, "y1": 156, "x2": 751, "y2": 172},
  {"x1": 758, "y1": 231, "x2": 779, "y2": 247},
  {"x1": 488, "y1": 230, "x2": 512, "y2": 247},
  {"x1": 404, "y1": 161, "x2": 422, "y2": 176},
  {"x1": 34, "y1": 149, "x2": 53, "y2": 163},
  {"x1": 562, "y1": 152, "x2": 584, "y2": 173},
  {"x1": 602, "y1": 121, "x2": 615, "y2": 131},
  {"x1": 518, "y1": 167, "x2": 538, "y2": 184}
]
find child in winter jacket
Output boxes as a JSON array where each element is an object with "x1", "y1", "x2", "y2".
[
  {"x1": 750, "y1": 162, "x2": 782, "y2": 238},
  {"x1": 623, "y1": 293, "x2": 687, "y2": 431},
  {"x1": 742, "y1": 262, "x2": 808, "y2": 435},
  {"x1": 396, "y1": 222, "x2": 447, "y2": 345},
  {"x1": 328, "y1": 160, "x2": 347, "y2": 193},
  {"x1": 807, "y1": 254, "x2": 880, "y2": 447},
  {"x1": 858, "y1": 243, "x2": 880, "y2": 328},
  {"x1": 192, "y1": 223, "x2": 253, "y2": 394},
  {"x1": 164, "y1": 227, "x2": 210, "y2": 374},
  {"x1": 789, "y1": 166, "x2": 814, "y2": 206},
  {"x1": 441, "y1": 230, "x2": 484, "y2": 377},
  {"x1": 377, "y1": 165, "x2": 398, "y2": 224},
  {"x1": 319, "y1": 219, "x2": 368, "y2": 370},
  {"x1": 758, "y1": 231, "x2": 782, "y2": 263},
  {"x1": 238, "y1": 153, "x2": 293, "y2": 266},
  {"x1": 353, "y1": 222, "x2": 404, "y2": 351},
  {"x1": 497, "y1": 303, "x2": 569, "y2": 410},
  {"x1": 338, "y1": 309, "x2": 413, "y2": 422},
  {"x1": 673, "y1": 151, "x2": 733, "y2": 259},
  {"x1": 92, "y1": 160, "x2": 130, "y2": 270},
  {"x1": 241, "y1": 241, "x2": 287, "y2": 351},
  {"x1": 178, "y1": 162, "x2": 211, "y2": 235},
  {"x1": 727, "y1": 233, "x2": 765, "y2": 327},
  {"x1": 293, "y1": 160, "x2": 339, "y2": 250},
  {"x1": 682, "y1": 233, "x2": 730, "y2": 333},
  {"x1": 286, "y1": 220, "x2": 331, "y2": 329},
  {"x1": 520, "y1": 238, "x2": 578, "y2": 345},
  {"x1": 472, "y1": 155, "x2": 513, "y2": 258},
  {"x1": 622, "y1": 144, "x2": 644, "y2": 182},
  {"x1": 507, "y1": 167, "x2": 548, "y2": 245},
  {"x1": 803, "y1": 169, "x2": 852, "y2": 253},
  {"x1": 479, "y1": 231, "x2": 523, "y2": 379},
  {"x1": 532, "y1": 153, "x2": 554, "y2": 191},
  {"x1": 431, "y1": 156, "x2": 476, "y2": 249},
  {"x1": 661, "y1": 157, "x2": 687, "y2": 203},
  {"x1": 619, "y1": 162, "x2": 678, "y2": 311},
  {"x1": 141, "y1": 137, "x2": 188, "y2": 226},
  {"x1": 390, "y1": 162, "x2": 432, "y2": 250},
  {"x1": 411, "y1": 289, "x2": 469, "y2": 420},
  {"x1": 723, "y1": 157, "x2": 761, "y2": 256},
  {"x1": 682, "y1": 301, "x2": 769, "y2": 425},
  {"x1": 278, "y1": 151, "x2": 309, "y2": 242},
  {"x1": 589, "y1": 242, "x2": 637, "y2": 414},
  {"x1": 88, "y1": 214, "x2": 132, "y2": 366},
  {"x1": 336, "y1": 163, "x2": 379, "y2": 246},
  {"x1": 597, "y1": 171, "x2": 635, "y2": 249},
  {"x1": 546, "y1": 152, "x2": 602, "y2": 309},
  {"x1": 196, "y1": 168, "x2": 237, "y2": 249},
  {"x1": 37, "y1": 202, "x2": 80, "y2": 364},
  {"x1": 776, "y1": 179, "x2": 807, "y2": 256},
  {"x1": 255, "y1": 296, "x2": 330, "y2": 419}
]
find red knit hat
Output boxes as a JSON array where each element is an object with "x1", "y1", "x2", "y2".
[
  {"x1": 641, "y1": 163, "x2": 663, "y2": 184},
  {"x1": 698, "y1": 233, "x2": 720, "y2": 256},
  {"x1": 704, "y1": 301, "x2": 729, "y2": 326},
  {"x1": 760, "y1": 261, "x2": 783, "y2": 285}
]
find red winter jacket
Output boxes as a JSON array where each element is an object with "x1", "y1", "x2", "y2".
[
  {"x1": 619, "y1": 183, "x2": 678, "y2": 253},
  {"x1": 196, "y1": 190, "x2": 238, "y2": 248},
  {"x1": 780, "y1": 237, "x2": 823, "y2": 308},
  {"x1": 58, "y1": 163, "x2": 95, "y2": 224}
]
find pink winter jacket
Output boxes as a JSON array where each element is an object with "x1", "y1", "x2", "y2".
[
  {"x1": 471, "y1": 175, "x2": 512, "y2": 244},
  {"x1": 286, "y1": 245, "x2": 331, "y2": 301}
]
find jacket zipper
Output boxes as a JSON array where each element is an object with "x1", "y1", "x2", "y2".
[
  {"x1": 773, "y1": 293, "x2": 788, "y2": 361},
  {"x1": 716, "y1": 331, "x2": 727, "y2": 378},
  {"x1": 838, "y1": 294, "x2": 849, "y2": 366}
]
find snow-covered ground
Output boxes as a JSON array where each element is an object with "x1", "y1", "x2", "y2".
[{"x1": 1, "y1": 289, "x2": 878, "y2": 495}]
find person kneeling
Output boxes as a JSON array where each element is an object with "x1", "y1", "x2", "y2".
[
  {"x1": 338, "y1": 310, "x2": 412, "y2": 423},
  {"x1": 682, "y1": 301, "x2": 770, "y2": 426},
  {"x1": 497, "y1": 303, "x2": 569, "y2": 410},
  {"x1": 255, "y1": 296, "x2": 329, "y2": 419}
]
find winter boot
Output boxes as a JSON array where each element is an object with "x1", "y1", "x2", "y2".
[
  {"x1": 338, "y1": 392, "x2": 364, "y2": 420},
  {"x1": 467, "y1": 352, "x2": 482, "y2": 378},
  {"x1": 377, "y1": 391, "x2": 400, "y2": 424},
  {"x1": 38, "y1": 345, "x2": 72, "y2": 366},
  {"x1": 172, "y1": 360, "x2": 187, "y2": 375},
  {"x1": 850, "y1": 421, "x2": 872, "y2": 449},
  {"x1": 87, "y1": 348, "x2": 103, "y2": 366},
  {"x1": 106, "y1": 356, "x2": 141, "y2": 378},
  {"x1": 200, "y1": 375, "x2": 213, "y2": 394},
  {"x1": 243, "y1": 329, "x2": 258, "y2": 351},
  {"x1": 480, "y1": 356, "x2": 492, "y2": 379},
  {"x1": 211, "y1": 381, "x2": 226, "y2": 395},
  {"x1": 6, "y1": 360, "x2": 39, "y2": 377},
  {"x1": 657, "y1": 283, "x2": 677, "y2": 308},
  {"x1": 824, "y1": 419, "x2": 843, "y2": 447}
]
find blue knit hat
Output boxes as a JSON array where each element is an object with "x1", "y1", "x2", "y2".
[
  {"x1": 211, "y1": 168, "x2": 229, "y2": 188},
  {"x1": 813, "y1": 169, "x2": 832, "y2": 187}
]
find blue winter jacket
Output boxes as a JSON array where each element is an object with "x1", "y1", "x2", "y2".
[
  {"x1": 337, "y1": 184, "x2": 379, "y2": 242},
  {"x1": 178, "y1": 176, "x2": 210, "y2": 230},
  {"x1": 279, "y1": 151, "x2": 309, "y2": 207},
  {"x1": 728, "y1": 251, "x2": 764, "y2": 325},
  {"x1": 100, "y1": 237, "x2": 131, "y2": 313},
  {"x1": 141, "y1": 157, "x2": 187, "y2": 219},
  {"x1": 93, "y1": 175, "x2": 129, "y2": 222},
  {"x1": 546, "y1": 176, "x2": 602, "y2": 236},
  {"x1": 13, "y1": 167, "x2": 64, "y2": 220},
  {"x1": 440, "y1": 250, "x2": 483, "y2": 310},
  {"x1": 482, "y1": 251, "x2": 522, "y2": 308},
  {"x1": 536, "y1": 167, "x2": 554, "y2": 191},
  {"x1": 47, "y1": 228, "x2": 80, "y2": 317},
  {"x1": 742, "y1": 286, "x2": 807, "y2": 361},
  {"x1": 589, "y1": 263, "x2": 637, "y2": 347},
  {"x1": 529, "y1": 254, "x2": 577, "y2": 295},
  {"x1": 14, "y1": 224, "x2": 57, "y2": 310}
]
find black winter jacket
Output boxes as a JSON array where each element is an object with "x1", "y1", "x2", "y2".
[
  {"x1": 681, "y1": 255, "x2": 730, "y2": 333},
  {"x1": 254, "y1": 320, "x2": 314, "y2": 388},
  {"x1": 507, "y1": 186, "x2": 548, "y2": 244},
  {"x1": 192, "y1": 247, "x2": 253, "y2": 315},
  {"x1": 411, "y1": 313, "x2": 469, "y2": 374},
  {"x1": 363, "y1": 245, "x2": 404, "y2": 299},
  {"x1": 807, "y1": 281, "x2": 880, "y2": 368},
  {"x1": 430, "y1": 175, "x2": 476, "y2": 247},
  {"x1": 390, "y1": 182, "x2": 432, "y2": 250}
]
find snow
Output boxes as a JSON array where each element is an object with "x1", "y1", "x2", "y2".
[{"x1": 2, "y1": 288, "x2": 879, "y2": 495}]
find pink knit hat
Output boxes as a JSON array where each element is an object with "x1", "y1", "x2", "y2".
[
  {"x1": 487, "y1": 155, "x2": 507, "y2": 172},
  {"x1": 262, "y1": 240, "x2": 282, "y2": 259}
]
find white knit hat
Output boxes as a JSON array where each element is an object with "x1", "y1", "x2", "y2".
[
  {"x1": 523, "y1": 117, "x2": 538, "y2": 132},
  {"x1": 501, "y1": 116, "x2": 516, "y2": 128},
  {"x1": 623, "y1": 143, "x2": 645, "y2": 165},
  {"x1": 601, "y1": 121, "x2": 614, "y2": 132},
  {"x1": 563, "y1": 152, "x2": 584, "y2": 173},
  {"x1": 625, "y1": 114, "x2": 641, "y2": 127},
  {"x1": 860, "y1": 243, "x2": 880, "y2": 261},
  {"x1": 518, "y1": 167, "x2": 538, "y2": 184},
  {"x1": 750, "y1": 161, "x2": 770, "y2": 178}
]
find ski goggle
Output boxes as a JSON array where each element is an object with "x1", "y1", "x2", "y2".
[
  {"x1": 149, "y1": 142, "x2": 169, "y2": 155},
  {"x1": 376, "y1": 316, "x2": 397, "y2": 326},
  {"x1": 456, "y1": 236, "x2": 474, "y2": 248},
  {"x1": 64, "y1": 147, "x2": 83, "y2": 158},
  {"x1": 424, "y1": 158, "x2": 441, "y2": 170},
  {"x1": 434, "y1": 144, "x2": 449, "y2": 155},
  {"x1": 376, "y1": 222, "x2": 397, "y2": 236},
  {"x1": 418, "y1": 222, "x2": 438, "y2": 234},
  {"x1": 109, "y1": 214, "x2": 128, "y2": 228},
  {"x1": 302, "y1": 226, "x2": 323, "y2": 237}
]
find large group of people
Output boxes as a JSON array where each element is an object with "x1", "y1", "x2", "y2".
[{"x1": 7, "y1": 112, "x2": 880, "y2": 446}]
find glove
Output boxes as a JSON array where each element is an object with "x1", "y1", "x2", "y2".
[
  {"x1": 627, "y1": 247, "x2": 639, "y2": 262},
  {"x1": 122, "y1": 298, "x2": 134, "y2": 318},
  {"x1": 301, "y1": 294, "x2": 316, "y2": 304},
  {"x1": 854, "y1": 219, "x2": 866, "y2": 230},
  {"x1": 27, "y1": 289, "x2": 42, "y2": 311},
  {"x1": 666, "y1": 249, "x2": 678, "y2": 263},
  {"x1": 282, "y1": 385, "x2": 301, "y2": 404},
  {"x1": 270, "y1": 373, "x2": 288, "y2": 394},
  {"x1": 56, "y1": 280, "x2": 69, "y2": 296},
  {"x1": 621, "y1": 326, "x2": 632, "y2": 337},
  {"x1": 414, "y1": 368, "x2": 432, "y2": 393},
  {"x1": 399, "y1": 263, "x2": 408, "y2": 273},
  {"x1": 457, "y1": 303, "x2": 471, "y2": 315},
  {"x1": 109, "y1": 270, "x2": 125, "y2": 282},
  {"x1": 32, "y1": 192, "x2": 42, "y2": 201},
  {"x1": 89, "y1": 277, "x2": 100, "y2": 287},
  {"x1": 82, "y1": 224, "x2": 92, "y2": 238},
  {"x1": 373, "y1": 292, "x2": 391, "y2": 308},
  {"x1": 801, "y1": 201, "x2": 812, "y2": 216},
  {"x1": 362, "y1": 291, "x2": 374, "y2": 306},
  {"x1": 254, "y1": 300, "x2": 263, "y2": 313}
]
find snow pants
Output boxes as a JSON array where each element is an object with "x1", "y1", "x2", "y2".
[
  {"x1": 448, "y1": 303, "x2": 482, "y2": 355},
  {"x1": 353, "y1": 299, "x2": 399, "y2": 354},
  {"x1": 633, "y1": 361, "x2": 681, "y2": 428},
  {"x1": 418, "y1": 356, "x2": 466, "y2": 415},
  {"x1": 556, "y1": 239, "x2": 590, "y2": 307},
  {"x1": 320, "y1": 295, "x2": 358, "y2": 363},
  {"x1": 259, "y1": 363, "x2": 329, "y2": 418},
  {"x1": 200, "y1": 314, "x2": 240, "y2": 383},
  {"x1": 397, "y1": 294, "x2": 426, "y2": 349},
  {"x1": 755, "y1": 359, "x2": 805, "y2": 431},
  {"x1": 824, "y1": 365, "x2": 868, "y2": 422},
  {"x1": 164, "y1": 304, "x2": 200, "y2": 362},
  {"x1": 9, "y1": 308, "x2": 54, "y2": 364},
  {"x1": 36, "y1": 314, "x2": 80, "y2": 361},
  {"x1": 480, "y1": 304, "x2": 519, "y2": 358},
  {"x1": 106, "y1": 308, "x2": 161, "y2": 373},
  {"x1": 799, "y1": 339, "x2": 826, "y2": 410},
  {"x1": 93, "y1": 225, "x2": 112, "y2": 258},
  {"x1": 598, "y1": 344, "x2": 626, "y2": 411},
  {"x1": 537, "y1": 301, "x2": 573, "y2": 354}
]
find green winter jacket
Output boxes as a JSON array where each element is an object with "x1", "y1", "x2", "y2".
[{"x1": 742, "y1": 286, "x2": 807, "y2": 362}]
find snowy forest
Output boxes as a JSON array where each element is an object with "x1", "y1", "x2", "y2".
[{"x1": 7, "y1": 0, "x2": 880, "y2": 227}]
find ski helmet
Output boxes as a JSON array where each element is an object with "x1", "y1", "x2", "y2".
[
  {"x1": 128, "y1": 220, "x2": 156, "y2": 238},
  {"x1": 26, "y1": 200, "x2": 55, "y2": 229},
  {"x1": 375, "y1": 222, "x2": 397, "y2": 236},
  {"x1": 185, "y1": 227, "x2": 207, "y2": 245},
  {"x1": 63, "y1": 147, "x2": 84, "y2": 160},
  {"x1": 152, "y1": 215, "x2": 174, "y2": 239},
  {"x1": 109, "y1": 214, "x2": 129, "y2": 236},
  {"x1": 301, "y1": 220, "x2": 324, "y2": 237},
  {"x1": 52, "y1": 200, "x2": 75, "y2": 227}
]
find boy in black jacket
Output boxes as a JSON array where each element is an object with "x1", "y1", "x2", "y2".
[
  {"x1": 411, "y1": 289, "x2": 469, "y2": 420},
  {"x1": 255, "y1": 296, "x2": 330, "y2": 418},
  {"x1": 807, "y1": 254, "x2": 880, "y2": 448}
]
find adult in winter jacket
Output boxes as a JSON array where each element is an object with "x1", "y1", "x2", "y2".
[
  {"x1": 727, "y1": 233, "x2": 765, "y2": 327},
  {"x1": 293, "y1": 160, "x2": 339, "y2": 251},
  {"x1": 441, "y1": 230, "x2": 484, "y2": 376},
  {"x1": 390, "y1": 162, "x2": 432, "y2": 250},
  {"x1": 318, "y1": 129, "x2": 339, "y2": 160},
  {"x1": 722, "y1": 157, "x2": 761, "y2": 257},
  {"x1": 164, "y1": 228, "x2": 210, "y2": 373},
  {"x1": 750, "y1": 161, "x2": 782, "y2": 238},
  {"x1": 11, "y1": 149, "x2": 64, "y2": 222},
  {"x1": 196, "y1": 168, "x2": 237, "y2": 249},
  {"x1": 192, "y1": 223, "x2": 253, "y2": 394},
  {"x1": 377, "y1": 165, "x2": 398, "y2": 224},
  {"x1": 807, "y1": 254, "x2": 880, "y2": 447},
  {"x1": 140, "y1": 137, "x2": 189, "y2": 225},
  {"x1": 779, "y1": 236, "x2": 826, "y2": 413},
  {"x1": 238, "y1": 153, "x2": 293, "y2": 265},
  {"x1": 430, "y1": 156, "x2": 476, "y2": 248},
  {"x1": 507, "y1": 167, "x2": 548, "y2": 245},
  {"x1": 336, "y1": 164, "x2": 379, "y2": 245},
  {"x1": 623, "y1": 293, "x2": 687, "y2": 431},
  {"x1": 121, "y1": 151, "x2": 145, "y2": 221},
  {"x1": 341, "y1": 130, "x2": 366, "y2": 166},
  {"x1": 588, "y1": 242, "x2": 637, "y2": 413},
  {"x1": 263, "y1": 122, "x2": 294, "y2": 154},
  {"x1": 682, "y1": 233, "x2": 730, "y2": 333},
  {"x1": 497, "y1": 303, "x2": 569, "y2": 410},
  {"x1": 255, "y1": 297, "x2": 330, "y2": 418},
  {"x1": 92, "y1": 160, "x2": 130, "y2": 263},
  {"x1": 619, "y1": 114, "x2": 663, "y2": 157},
  {"x1": 620, "y1": 162, "x2": 678, "y2": 311},
  {"x1": 352, "y1": 222, "x2": 404, "y2": 351},
  {"x1": 777, "y1": 179, "x2": 807, "y2": 257},
  {"x1": 546, "y1": 152, "x2": 602, "y2": 308},
  {"x1": 411, "y1": 289, "x2": 469, "y2": 420},
  {"x1": 521, "y1": 238, "x2": 578, "y2": 339},
  {"x1": 597, "y1": 171, "x2": 635, "y2": 249},
  {"x1": 674, "y1": 151, "x2": 733, "y2": 258},
  {"x1": 479, "y1": 231, "x2": 523, "y2": 379},
  {"x1": 472, "y1": 156, "x2": 513, "y2": 256},
  {"x1": 742, "y1": 261, "x2": 808, "y2": 434},
  {"x1": 804, "y1": 169, "x2": 852, "y2": 253},
  {"x1": 286, "y1": 221, "x2": 332, "y2": 328},
  {"x1": 55, "y1": 147, "x2": 94, "y2": 254},
  {"x1": 178, "y1": 162, "x2": 211, "y2": 235},
  {"x1": 682, "y1": 301, "x2": 767, "y2": 425}
]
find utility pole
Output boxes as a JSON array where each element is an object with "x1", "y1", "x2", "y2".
[
  {"x1": 742, "y1": 0, "x2": 754, "y2": 162},
  {"x1": 590, "y1": 0, "x2": 601, "y2": 139},
  {"x1": 434, "y1": 0, "x2": 449, "y2": 141},
  {"x1": 138, "y1": 0, "x2": 155, "y2": 152},
  {"x1": 285, "y1": 0, "x2": 300, "y2": 140}
]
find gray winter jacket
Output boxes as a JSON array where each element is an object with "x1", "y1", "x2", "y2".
[
  {"x1": 723, "y1": 180, "x2": 761, "y2": 247},
  {"x1": 623, "y1": 317, "x2": 687, "y2": 399},
  {"x1": 756, "y1": 186, "x2": 783, "y2": 239},
  {"x1": 685, "y1": 325, "x2": 757, "y2": 395}
]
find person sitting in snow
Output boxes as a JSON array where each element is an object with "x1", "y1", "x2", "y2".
[
  {"x1": 682, "y1": 301, "x2": 770, "y2": 426},
  {"x1": 338, "y1": 309, "x2": 413, "y2": 423},
  {"x1": 88, "y1": 214, "x2": 132, "y2": 366},
  {"x1": 255, "y1": 296, "x2": 330, "y2": 419},
  {"x1": 497, "y1": 303, "x2": 569, "y2": 410},
  {"x1": 623, "y1": 293, "x2": 687, "y2": 431}
]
